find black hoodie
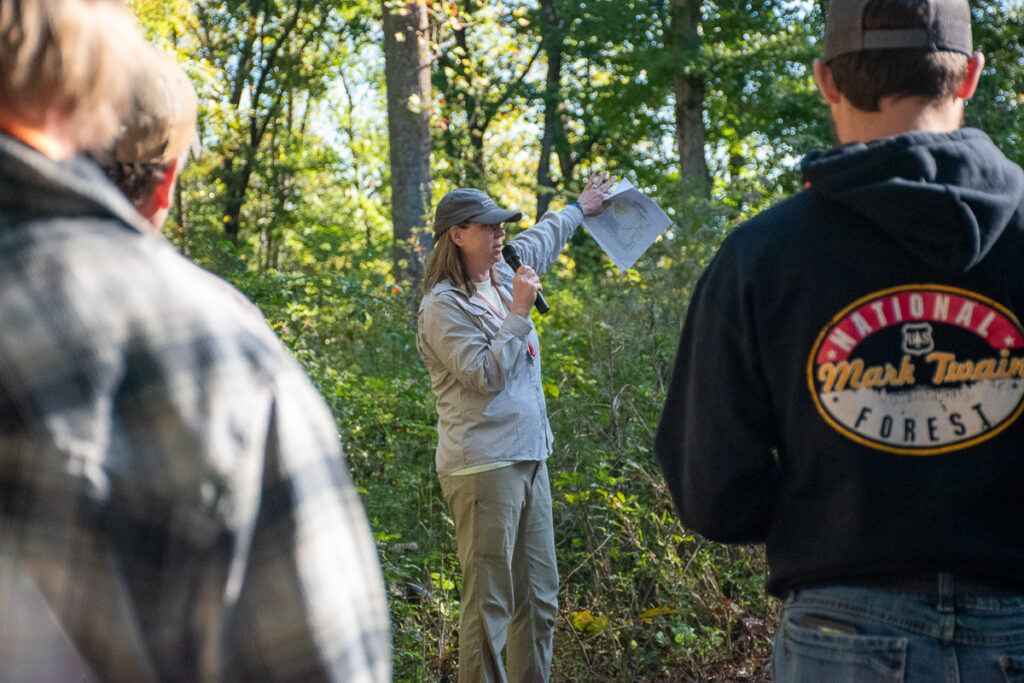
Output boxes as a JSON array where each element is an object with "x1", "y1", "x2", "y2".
[{"x1": 656, "y1": 128, "x2": 1024, "y2": 595}]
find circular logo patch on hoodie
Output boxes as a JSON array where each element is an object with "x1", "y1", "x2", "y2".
[{"x1": 807, "y1": 285, "x2": 1024, "y2": 455}]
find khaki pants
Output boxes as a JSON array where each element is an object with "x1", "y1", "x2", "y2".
[{"x1": 439, "y1": 460, "x2": 558, "y2": 683}]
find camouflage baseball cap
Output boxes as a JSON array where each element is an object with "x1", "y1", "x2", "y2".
[{"x1": 114, "y1": 48, "x2": 199, "y2": 164}]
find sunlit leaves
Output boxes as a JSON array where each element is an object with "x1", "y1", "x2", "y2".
[{"x1": 571, "y1": 609, "x2": 609, "y2": 637}]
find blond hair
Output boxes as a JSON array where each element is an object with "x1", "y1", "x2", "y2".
[{"x1": 0, "y1": 0, "x2": 148, "y2": 150}]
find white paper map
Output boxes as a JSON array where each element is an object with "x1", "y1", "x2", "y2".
[{"x1": 581, "y1": 179, "x2": 672, "y2": 271}]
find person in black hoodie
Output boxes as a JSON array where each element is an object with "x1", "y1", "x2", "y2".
[{"x1": 655, "y1": 0, "x2": 1024, "y2": 679}]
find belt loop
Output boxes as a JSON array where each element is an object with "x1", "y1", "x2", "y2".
[{"x1": 937, "y1": 572, "x2": 954, "y2": 613}]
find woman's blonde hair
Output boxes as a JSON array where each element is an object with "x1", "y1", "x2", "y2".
[
  {"x1": 0, "y1": 0, "x2": 149, "y2": 150},
  {"x1": 423, "y1": 223, "x2": 501, "y2": 296}
]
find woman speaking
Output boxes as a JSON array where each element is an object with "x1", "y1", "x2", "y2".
[{"x1": 416, "y1": 174, "x2": 613, "y2": 682}]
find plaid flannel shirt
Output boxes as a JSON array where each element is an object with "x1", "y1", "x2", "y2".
[{"x1": 0, "y1": 134, "x2": 390, "y2": 681}]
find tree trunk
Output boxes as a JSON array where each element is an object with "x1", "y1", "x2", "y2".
[
  {"x1": 383, "y1": 0, "x2": 433, "y2": 284},
  {"x1": 536, "y1": 0, "x2": 563, "y2": 217},
  {"x1": 669, "y1": 0, "x2": 710, "y2": 202},
  {"x1": 221, "y1": 155, "x2": 254, "y2": 243}
]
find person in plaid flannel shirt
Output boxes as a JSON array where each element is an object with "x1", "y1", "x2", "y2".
[{"x1": 0, "y1": 1, "x2": 390, "y2": 680}]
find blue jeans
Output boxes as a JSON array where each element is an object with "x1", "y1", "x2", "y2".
[{"x1": 773, "y1": 576, "x2": 1024, "y2": 682}]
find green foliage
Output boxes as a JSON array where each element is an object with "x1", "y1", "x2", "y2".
[
  {"x1": 967, "y1": 1, "x2": 1024, "y2": 166},
  {"x1": 136, "y1": 0, "x2": 390, "y2": 266}
]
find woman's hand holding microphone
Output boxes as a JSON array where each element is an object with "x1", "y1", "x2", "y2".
[{"x1": 509, "y1": 265, "x2": 542, "y2": 318}]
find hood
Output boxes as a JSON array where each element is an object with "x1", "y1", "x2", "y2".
[{"x1": 802, "y1": 128, "x2": 1024, "y2": 273}]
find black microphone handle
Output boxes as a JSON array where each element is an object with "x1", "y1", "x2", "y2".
[
  {"x1": 502, "y1": 246, "x2": 550, "y2": 314},
  {"x1": 531, "y1": 288, "x2": 550, "y2": 315}
]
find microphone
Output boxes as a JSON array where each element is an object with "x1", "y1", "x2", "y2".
[{"x1": 502, "y1": 244, "x2": 550, "y2": 314}]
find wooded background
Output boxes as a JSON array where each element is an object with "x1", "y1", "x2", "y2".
[{"x1": 131, "y1": 1, "x2": 1024, "y2": 679}]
